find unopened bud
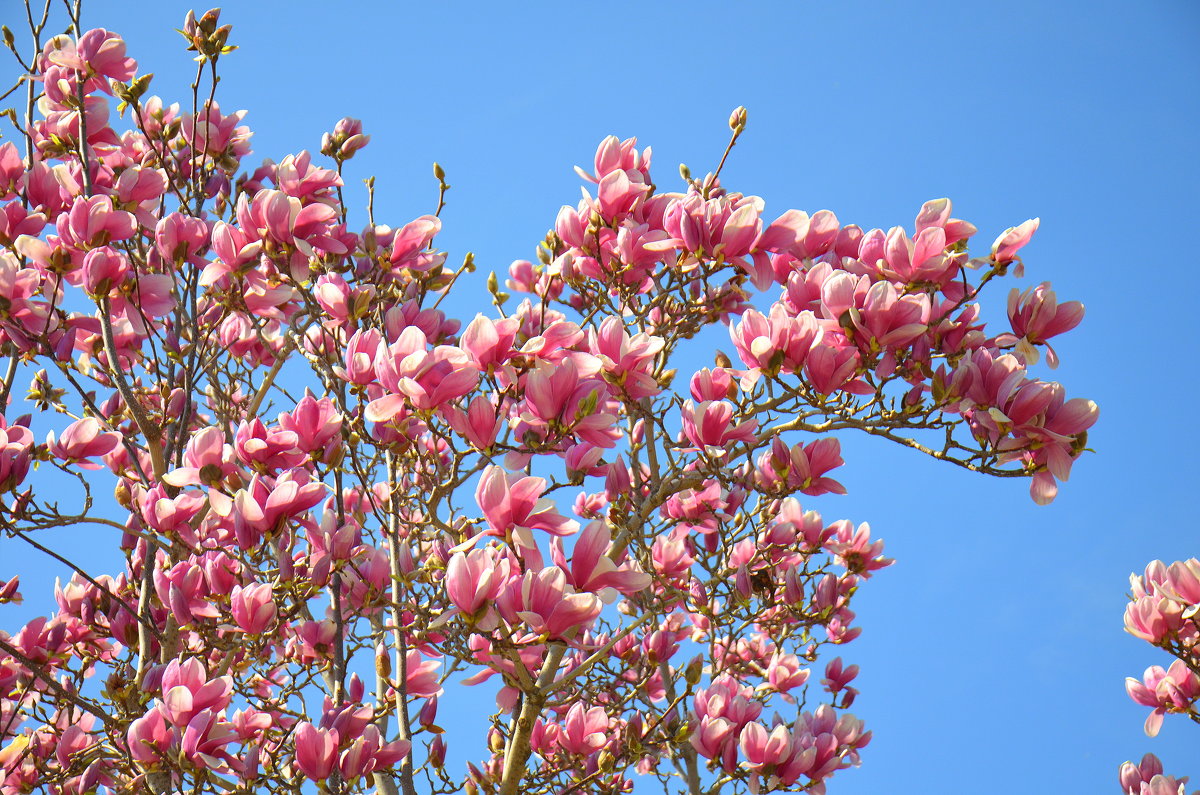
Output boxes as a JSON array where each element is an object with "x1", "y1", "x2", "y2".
[
  {"x1": 728, "y1": 105, "x2": 748, "y2": 132},
  {"x1": 429, "y1": 735, "x2": 447, "y2": 768}
]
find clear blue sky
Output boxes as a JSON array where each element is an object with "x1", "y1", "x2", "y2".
[{"x1": 6, "y1": 1, "x2": 1199, "y2": 791}]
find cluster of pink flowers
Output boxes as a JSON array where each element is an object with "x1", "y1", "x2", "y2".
[
  {"x1": 1120, "y1": 559, "x2": 1200, "y2": 792},
  {"x1": 0, "y1": 7, "x2": 1099, "y2": 795}
]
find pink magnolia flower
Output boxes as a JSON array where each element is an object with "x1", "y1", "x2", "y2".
[
  {"x1": 691, "y1": 716, "x2": 737, "y2": 771},
  {"x1": 55, "y1": 195, "x2": 136, "y2": 250},
  {"x1": 756, "y1": 437, "x2": 846, "y2": 497},
  {"x1": 821, "y1": 657, "x2": 860, "y2": 697},
  {"x1": 208, "y1": 469, "x2": 326, "y2": 549},
  {"x1": 690, "y1": 367, "x2": 736, "y2": 402},
  {"x1": 825, "y1": 520, "x2": 893, "y2": 577},
  {"x1": 179, "y1": 708, "x2": 238, "y2": 771},
  {"x1": 0, "y1": 142, "x2": 25, "y2": 198},
  {"x1": 999, "y1": 282, "x2": 1085, "y2": 368},
  {"x1": 0, "y1": 417, "x2": 33, "y2": 492},
  {"x1": 153, "y1": 556, "x2": 222, "y2": 627},
  {"x1": 475, "y1": 465, "x2": 579, "y2": 548},
  {"x1": 338, "y1": 725, "x2": 410, "y2": 781},
  {"x1": 589, "y1": 317, "x2": 664, "y2": 399},
  {"x1": 739, "y1": 721, "x2": 817, "y2": 786},
  {"x1": 126, "y1": 707, "x2": 172, "y2": 765},
  {"x1": 758, "y1": 208, "x2": 840, "y2": 263},
  {"x1": 278, "y1": 394, "x2": 343, "y2": 460},
  {"x1": 803, "y1": 338, "x2": 862, "y2": 396},
  {"x1": 47, "y1": 417, "x2": 119, "y2": 469},
  {"x1": 517, "y1": 358, "x2": 620, "y2": 449},
  {"x1": 574, "y1": 135, "x2": 651, "y2": 184},
  {"x1": 233, "y1": 417, "x2": 303, "y2": 472},
  {"x1": 404, "y1": 648, "x2": 443, "y2": 699},
  {"x1": 1126, "y1": 659, "x2": 1200, "y2": 737},
  {"x1": 495, "y1": 566, "x2": 602, "y2": 640},
  {"x1": 155, "y1": 212, "x2": 210, "y2": 265},
  {"x1": 651, "y1": 529, "x2": 695, "y2": 586},
  {"x1": 80, "y1": 245, "x2": 131, "y2": 295},
  {"x1": 159, "y1": 658, "x2": 233, "y2": 726},
  {"x1": 367, "y1": 327, "x2": 479, "y2": 417},
  {"x1": 730, "y1": 306, "x2": 821, "y2": 375},
  {"x1": 321, "y1": 116, "x2": 370, "y2": 161},
  {"x1": 550, "y1": 520, "x2": 651, "y2": 600},
  {"x1": 444, "y1": 396, "x2": 504, "y2": 451},
  {"x1": 991, "y1": 217, "x2": 1039, "y2": 264},
  {"x1": 868, "y1": 223, "x2": 956, "y2": 285},
  {"x1": 594, "y1": 166, "x2": 651, "y2": 222},
  {"x1": 555, "y1": 703, "x2": 610, "y2": 755},
  {"x1": 44, "y1": 29, "x2": 137, "y2": 86},
  {"x1": 444, "y1": 546, "x2": 511, "y2": 630},
  {"x1": 766, "y1": 653, "x2": 810, "y2": 695},
  {"x1": 334, "y1": 328, "x2": 382, "y2": 386},
  {"x1": 161, "y1": 426, "x2": 238, "y2": 489},
  {"x1": 679, "y1": 400, "x2": 757, "y2": 457},
  {"x1": 0, "y1": 201, "x2": 46, "y2": 247},
  {"x1": 203, "y1": 220, "x2": 262, "y2": 284},
  {"x1": 182, "y1": 101, "x2": 252, "y2": 162},
  {"x1": 229, "y1": 582, "x2": 277, "y2": 634},
  {"x1": 661, "y1": 192, "x2": 764, "y2": 260},
  {"x1": 913, "y1": 197, "x2": 977, "y2": 245},
  {"x1": 461, "y1": 313, "x2": 519, "y2": 371},
  {"x1": 1118, "y1": 753, "x2": 1192, "y2": 795},
  {"x1": 387, "y1": 215, "x2": 444, "y2": 272},
  {"x1": 293, "y1": 723, "x2": 338, "y2": 781},
  {"x1": 273, "y1": 150, "x2": 342, "y2": 203}
]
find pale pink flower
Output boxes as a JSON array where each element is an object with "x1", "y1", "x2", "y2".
[
  {"x1": 556, "y1": 703, "x2": 610, "y2": 755},
  {"x1": 47, "y1": 417, "x2": 119, "y2": 469},
  {"x1": 1126, "y1": 659, "x2": 1200, "y2": 737},
  {"x1": 495, "y1": 566, "x2": 602, "y2": 640},
  {"x1": 229, "y1": 582, "x2": 277, "y2": 634},
  {"x1": 387, "y1": 215, "x2": 443, "y2": 272},
  {"x1": 991, "y1": 217, "x2": 1039, "y2": 264},
  {"x1": 461, "y1": 313, "x2": 519, "y2": 371},
  {"x1": 475, "y1": 465, "x2": 579, "y2": 548},
  {"x1": 551, "y1": 520, "x2": 651, "y2": 600},
  {"x1": 444, "y1": 546, "x2": 511, "y2": 629},
  {"x1": 679, "y1": 400, "x2": 757, "y2": 457},
  {"x1": 293, "y1": 723, "x2": 338, "y2": 781},
  {"x1": 159, "y1": 658, "x2": 233, "y2": 726}
]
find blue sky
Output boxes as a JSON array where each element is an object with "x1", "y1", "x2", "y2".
[{"x1": 5, "y1": 0, "x2": 1199, "y2": 791}]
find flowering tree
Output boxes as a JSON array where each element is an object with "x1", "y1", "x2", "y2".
[
  {"x1": 0, "y1": 4, "x2": 1099, "y2": 795},
  {"x1": 1120, "y1": 561, "x2": 1200, "y2": 794}
]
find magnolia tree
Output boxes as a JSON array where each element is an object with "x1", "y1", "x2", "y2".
[
  {"x1": 1121, "y1": 559, "x2": 1200, "y2": 794},
  {"x1": 0, "y1": 5, "x2": 1102, "y2": 795}
]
